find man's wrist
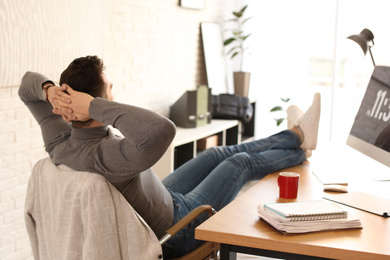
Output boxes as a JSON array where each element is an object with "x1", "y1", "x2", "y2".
[{"x1": 42, "y1": 82, "x2": 55, "y2": 101}]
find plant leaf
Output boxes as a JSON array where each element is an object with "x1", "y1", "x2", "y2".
[
  {"x1": 225, "y1": 18, "x2": 238, "y2": 23},
  {"x1": 240, "y1": 34, "x2": 251, "y2": 41},
  {"x1": 242, "y1": 17, "x2": 252, "y2": 24},
  {"x1": 224, "y1": 38, "x2": 236, "y2": 46},
  {"x1": 239, "y1": 5, "x2": 248, "y2": 14},
  {"x1": 227, "y1": 46, "x2": 240, "y2": 55},
  {"x1": 231, "y1": 52, "x2": 239, "y2": 59},
  {"x1": 270, "y1": 106, "x2": 283, "y2": 112},
  {"x1": 276, "y1": 118, "x2": 285, "y2": 126},
  {"x1": 281, "y1": 98, "x2": 291, "y2": 103},
  {"x1": 233, "y1": 11, "x2": 242, "y2": 18}
]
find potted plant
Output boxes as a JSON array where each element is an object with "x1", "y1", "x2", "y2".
[{"x1": 224, "y1": 5, "x2": 252, "y2": 97}]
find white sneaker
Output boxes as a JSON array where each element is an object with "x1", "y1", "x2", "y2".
[
  {"x1": 287, "y1": 105, "x2": 312, "y2": 158},
  {"x1": 298, "y1": 92, "x2": 321, "y2": 150},
  {"x1": 286, "y1": 105, "x2": 303, "y2": 129}
]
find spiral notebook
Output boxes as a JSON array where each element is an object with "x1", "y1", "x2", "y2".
[
  {"x1": 257, "y1": 200, "x2": 362, "y2": 234},
  {"x1": 263, "y1": 200, "x2": 348, "y2": 221}
]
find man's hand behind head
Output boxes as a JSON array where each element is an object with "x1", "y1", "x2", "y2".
[
  {"x1": 49, "y1": 85, "x2": 94, "y2": 122},
  {"x1": 47, "y1": 85, "x2": 74, "y2": 122}
]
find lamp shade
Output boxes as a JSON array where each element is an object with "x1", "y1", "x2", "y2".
[
  {"x1": 347, "y1": 28, "x2": 376, "y2": 66},
  {"x1": 347, "y1": 29, "x2": 374, "y2": 55}
]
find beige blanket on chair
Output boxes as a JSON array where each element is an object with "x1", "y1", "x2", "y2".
[{"x1": 25, "y1": 157, "x2": 162, "y2": 260}]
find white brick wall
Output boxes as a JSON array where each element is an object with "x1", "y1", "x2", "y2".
[
  {"x1": 0, "y1": 0, "x2": 235, "y2": 259},
  {"x1": 0, "y1": 85, "x2": 47, "y2": 260},
  {"x1": 104, "y1": 0, "x2": 233, "y2": 115}
]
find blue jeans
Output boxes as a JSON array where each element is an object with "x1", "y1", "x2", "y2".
[{"x1": 161, "y1": 130, "x2": 305, "y2": 259}]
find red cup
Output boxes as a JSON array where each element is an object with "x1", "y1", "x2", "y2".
[{"x1": 278, "y1": 172, "x2": 300, "y2": 199}]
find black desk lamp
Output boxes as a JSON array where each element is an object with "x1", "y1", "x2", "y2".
[{"x1": 347, "y1": 28, "x2": 376, "y2": 66}]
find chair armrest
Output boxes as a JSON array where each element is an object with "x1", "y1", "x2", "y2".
[{"x1": 159, "y1": 205, "x2": 217, "y2": 245}]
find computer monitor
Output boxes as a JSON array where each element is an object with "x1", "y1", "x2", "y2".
[{"x1": 346, "y1": 66, "x2": 390, "y2": 174}]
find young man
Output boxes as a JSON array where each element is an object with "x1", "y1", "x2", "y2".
[{"x1": 19, "y1": 56, "x2": 320, "y2": 259}]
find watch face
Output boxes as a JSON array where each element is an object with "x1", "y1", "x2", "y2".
[{"x1": 350, "y1": 66, "x2": 390, "y2": 152}]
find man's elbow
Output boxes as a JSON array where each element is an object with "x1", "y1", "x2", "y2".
[
  {"x1": 150, "y1": 118, "x2": 176, "y2": 150},
  {"x1": 18, "y1": 72, "x2": 31, "y2": 102},
  {"x1": 18, "y1": 71, "x2": 37, "y2": 101},
  {"x1": 164, "y1": 119, "x2": 177, "y2": 142}
]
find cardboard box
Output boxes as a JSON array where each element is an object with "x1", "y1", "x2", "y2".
[{"x1": 197, "y1": 135, "x2": 219, "y2": 151}]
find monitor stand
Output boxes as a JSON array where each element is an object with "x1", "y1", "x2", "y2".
[{"x1": 354, "y1": 151, "x2": 390, "y2": 181}]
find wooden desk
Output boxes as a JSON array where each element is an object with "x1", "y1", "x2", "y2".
[{"x1": 195, "y1": 162, "x2": 390, "y2": 260}]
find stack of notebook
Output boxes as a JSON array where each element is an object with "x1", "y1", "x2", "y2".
[{"x1": 257, "y1": 200, "x2": 362, "y2": 234}]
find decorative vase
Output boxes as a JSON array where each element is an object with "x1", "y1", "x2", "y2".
[{"x1": 233, "y1": 72, "x2": 251, "y2": 97}]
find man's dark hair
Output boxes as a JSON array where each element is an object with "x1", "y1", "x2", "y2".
[
  {"x1": 60, "y1": 55, "x2": 106, "y2": 98},
  {"x1": 60, "y1": 56, "x2": 106, "y2": 127}
]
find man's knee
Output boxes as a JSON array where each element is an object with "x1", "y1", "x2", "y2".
[{"x1": 225, "y1": 152, "x2": 252, "y2": 169}]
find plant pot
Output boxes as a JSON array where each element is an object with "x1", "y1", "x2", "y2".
[{"x1": 233, "y1": 72, "x2": 251, "y2": 97}]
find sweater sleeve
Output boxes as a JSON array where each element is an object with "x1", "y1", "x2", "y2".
[
  {"x1": 18, "y1": 72, "x2": 71, "y2": 153},
  {"x1": 89, "y1": 98, "x2": 176, "y2": 174}
]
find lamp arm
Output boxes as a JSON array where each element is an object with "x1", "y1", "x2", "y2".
[{"x1": 368, "y1": 47, "x2": 376, "y2": 66}]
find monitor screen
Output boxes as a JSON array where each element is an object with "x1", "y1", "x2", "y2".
[{"x1": 347, "y1": 66, "x2": 390, "y2": 169}]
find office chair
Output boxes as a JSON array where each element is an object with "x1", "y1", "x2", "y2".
[{"x1": 25, "y1": 157, "x2": 218, "y2": 260}]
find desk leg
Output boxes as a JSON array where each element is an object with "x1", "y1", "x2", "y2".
[{"x1": 220, "y1": 244, "x2": 237, "y2": 260}]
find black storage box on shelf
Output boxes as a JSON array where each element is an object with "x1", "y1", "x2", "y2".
[
  {"x1": 211, "y1": 94, "x2": 253, "y2": 123},
  {"x1": 169, "y1": 85, "x2": 212, "y2": 128}
]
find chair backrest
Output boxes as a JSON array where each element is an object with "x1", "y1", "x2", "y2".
[{"x1": 25, "y1": 157, "x2": 162, "y2": 260}]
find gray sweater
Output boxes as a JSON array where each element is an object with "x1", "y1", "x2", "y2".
[{"x1": 19, "y1": 72, "x2": 176, "y2": 238}]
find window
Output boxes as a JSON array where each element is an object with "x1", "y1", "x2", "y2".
[{"x1": 242, "y1": 0, "x2": 390, "y2": 146}]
